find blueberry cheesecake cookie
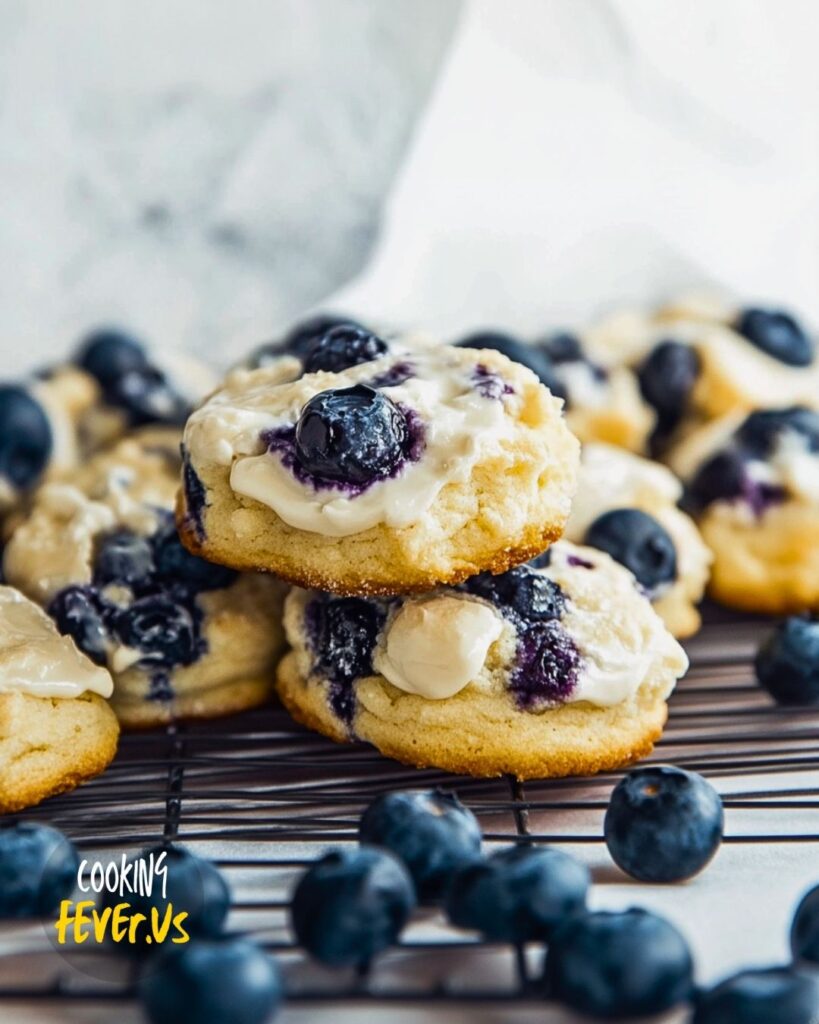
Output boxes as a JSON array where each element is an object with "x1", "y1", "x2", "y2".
[
  {"x1": 564, "y1": 444, "x2": 712, "y2": 638},
  {"x1": 586, "y1": 298, "x2": 819, "y2": 444},
  {"x1": 4, "y1": 438, "x2": 285, "y2": 728},
  {"x1": 277, "y1": 541, "x2": 688, "y2": 779},
  {"x1": 180, "y1": 344, "x2": 579, "y2": 595},
  {"x1": 668, "y1": 406, "x2": 819, "y2": 613},
  {"x1": 0, "y1": 586, "x2": 119, "y2": 812}
]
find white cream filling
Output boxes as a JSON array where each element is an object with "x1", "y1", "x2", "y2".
[
  {"x1": 0, "y1": 586, "x2": 113, "y2": 699},
  {"x1": 558, "y1": 361, "x2": 609, "y2": 408},
  {"x1": 190, "y1": 349, "x2": 519, "y2": 538},
  {"x1": 373, "y1": 596, "x2": 503, "y2": 699}
]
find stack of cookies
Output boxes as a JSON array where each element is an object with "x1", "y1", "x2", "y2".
[{"x1": 178, "y1": 322, "x2": 688, "y2": 779}]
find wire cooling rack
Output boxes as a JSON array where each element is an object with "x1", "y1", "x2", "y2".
[{"x1": 1, "y1": 604, "x2": 819, "y2": 1023}]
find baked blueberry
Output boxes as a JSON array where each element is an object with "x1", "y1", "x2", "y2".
[
  {"x1": 294, "y1": 385, "x2": 410, "y2": 486},
  {"x1": 464, "y1": 565, "x2": 565, "y2": 623},
  {"x1": 456, "y1": 331, "x2": 565, "y2": 397},
  {"x1": 75, "y1": 328, "x2": 149, "y2": 387},
  {"x1": 791, "y1": 882, "x2": 819, "y2": 964},
  {"x1": 359, "y1": 789, "x2": 481, "y2": 903},
  {"x1": 511, "y1": 620, "x2": 581, "y2": 708},
  {"x1": 737, "y1": 406, "x2": 819, "y2": 458},
  {"x1": 104, "y1": 365, "x2": 191, "y2": 427},
  {"x1": 638, "y1": 340, "x2": 700, "y2": 429},
  {"x1": 539, "y1": 332, "x2": 584, "y2": 364},
  {"x1": 0, "y1": 385, "x2": 53, "y2": 490},
  {"x1": 291, "y1": 847, "x2": 415, "y2": 967},
  {"x1": 584, "y1": 509, "x2": 677, "y2": 592},
  {"x1": 687, "y1": 450, "x2": 747, "y2": 510},
  {"x1": 138, "y1": 937, "x2": 281, "y2": 1024},
  {"x1": 445, "y1": 844, "x2": 589, "y2": 942},
  {"x1": 542, "y1": 908, "x2": 694, "y2": 1016},
  {"x1": 736, "y1": 307, "x2": 814, "y2": 367},
  {"x1": 528, "y1": 549, "x2": 552, "y2": 569},
  {"x1": 247, "y1": 313, "x2": 365, "y2": 368},
  {"x1": 604, "y1": 765, "x2": 723, "y2": 883},
  {"x1": 94, "y1": 530, "x2": 156, "y2": 590},
  {"x1": 693, "y1": 966, "x2": 819, "y2": 1024},
  {"x1": 0, "y1": 822, "x2": 79, "y2": 918},
  {"x1": 153, "y1": 514, "x2": 237, "y2": 592},
  {"x1": 113, "y1": 594, "x2": 201, "y2": 668},
  {"x1": 48, "y1": 585, "x2": 109, "y2": 666},
  {"x1": 755, "y1": 617, "x2": 819, "y2": 706},
  {"x1": 303, "y1": 325, "x2": 388, "y2": 374},
  {"x1": 106, "y1": 845, "x2": 230, "y2": 952}
]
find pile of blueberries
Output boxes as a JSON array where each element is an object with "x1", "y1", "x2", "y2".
[{"x1": 3, "y1": 760, "x2": 819, "y2": 1022}]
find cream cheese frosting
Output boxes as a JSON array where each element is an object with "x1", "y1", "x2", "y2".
[
  {"x1": 186, "y1": 346, "x2": 521, "y2": 538},
  {"x1": 0, "y1": 586, "x2": 113, "y2": 699}
]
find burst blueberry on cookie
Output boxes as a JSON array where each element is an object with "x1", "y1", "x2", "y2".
[
  {"x1": 668, "y1": 406, "x2": 819, "y2": 613},
  {"x1": 0, "y1": 586, "x2": 119, "y2": 812},
  {"x1": 179, "y1": 343, "x2": 579, "y2": 595},
  {"x1": 563, "y1": 444, "x2": 712, "y2": 637},
  {"x1": 3, "y1": 436, "x2": 285, "y2": 728},
  {"x1": 276, "y1": 540, "x2": 688, "y2": 779}
]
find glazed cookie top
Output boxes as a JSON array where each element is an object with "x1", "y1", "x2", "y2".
[
  {"x1": 186, "y1": 343, "x2": 566, "y2": 539},
  {"x1": 669, "y1": 406, "x2": 819, "y2": 518},
  {"x1": 284, "y1": 540, "x2": 688, "y2": 727},
  {"x1": 0, "y1": 585, "x2": 113, "y2": 699}
]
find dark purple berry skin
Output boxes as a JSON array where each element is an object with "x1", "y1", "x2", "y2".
[
  {"x1": 305, "y1": 596, "x2": 386, "y2": 727},
  {"x1": 359, "y1": 789, "x2": 481, "y2": 903},
  {"x1": 48, "y1": 586, "x2": 109, "y2": 666},
  {"x1": 294, "y1": 384, "x2": 410, "y2": 486},
  {"x1": 736, "y1": 307, "x2": 814, "y2": 367},
  {"x1": 181, "y1": 449, "x2": 208, "y2": 542},
  {"x1": 75, "y1": 328, "x2": 148, "y2": 386},
  {"x1": 152, "y1": 513, "x2": 237, "y2": 592},
  {"x1": 446, "y1": 844, "x2": 589, "y2": 942},
  {"x1": 511, "y1": 620, "x2": 581, "y2": 709},
  {"x1": 638, "y1": 339, "x2": 700, "y2": 434},
  {"x1": 792, "y1": 883, "x2": 819, "y2": 965},
  {"x1": 542, "y1": 908, "x2": 694, "y2": 1018},
  {"x1": 246, "y1": 313, "x2": 366, "y2": 369},
  {"x1": 539, "y1": 332, "x2": 584, "y2": 364},
  {"x1": 0, "y1": 823, "x2": 79, "y2": 918},
  {"x1": 463, "y1": 564, "x2": 565, "y2": 623},
  {"x1": 0, "y1": 385, "x2": 53, "y2": 490},
  {"x1": 303, "y1": 325, "x2": 388, "y2": 374},
  {"x1": 687, "y1": 450, "x2": 747, "y2": 510},
  {"x1": 113, "y1": 594, "x2": 203, "y2": 669},
  {"x1": 456, "y1": 331, "x2": 566, "y2": 398},
  {"x1": 755, "y1": 617, "x2": 819, "y2": 706},
  {"x1": 584, "y1": 508, "x2": 677, "y2": 592},
  {"x1": 693, "y1": 967, "x2": 819, "y2": 1024},
  {"x1": 93, "y1": 530, "x2": 156, "y2": 590},
  {"x1": 604, "y1": 765, "x2": 723, "y2": 883},
  {"x1": 737, "y1": 406, "x2": 819, "y2": 458},
  {"x1": 291, "y1": 847, "x2": 415, "y2": 968}
]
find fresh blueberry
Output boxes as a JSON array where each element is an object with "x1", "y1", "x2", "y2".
[
  {"x1": 528, "y1": 549, "x2": 552, "y2": 569},
  {"x1": 0, "y1": 823, "x2": 79, "y2": 918},
  {"x1": 291, "y1": 847, "x2": 415, "y2": 967},
  {"x1": 75, "y1": 328, "x2": 149, "y2": 387},
  {"x1": 693, "y1": 966, "x2": 819, "y2": 1024},
  {"x1": 737, "y1": 406, "x2": 819, "y2": 458},
  {"x1": 464, "y1": 564, "x2": 565, "y2": 622},
  {"x1": 736, "y1": 307, "x2": 814, "y2": 367},
  {"x1": 113, "y1": 594, "x2": 201, "y2": 668},
  {"x1": 637, "y1": 340, "x2": 700, "y2": 429},
  {"x1": 104, "y1": 365, "x2": 191, "y2": 427},
  {"x1": 791, "y1": 882, "x2": 819, "y2": 964},
  {"x1": 755, "y1": 617, "x2": 819, "y2": 706},
  {"x1": 542, "y1": 908, "x2": 694, "y2": 1017},
  {"x1": 105, "y1": 845, "x2": 230, "y2": 951},
  {"x1": 306, "y1": 596, "x2": 386, "y2": 725},
  {"x1": 0, "y1": 385, "x2": 53, "y2": 490},
  {"x1": 584, "y1": 508, "x2": 677, "y2": 592},
  {"x1": 48, "y1": 585, "x2": 109, "y2": 666},
  {"x1": 94, "y1": 530, "x2": 156, "y2": 590},
  {"x1": 539, "y1": 332, "x2": 584, "y2": 364},
  {"x1": 604, "y1": 765, "x2": 723, "y2": 883},
  {"x1": 294, "y1": 384, "x2": 410, "y2": 485},
  {"x1": 303, "y1": 325, "x2": 389, "y2": 374},
  {"x1": 247, "y1": 313, "x2": 366, "y2": 368},
  {"x1": 510, "y1": 619, "x2": 581, "y2": 708},
  {"x1": 445, "y1": 844, "x2": 589, "y2": 942},
  {"x1": 152, "y1": 514, "x2": 237, "y2": 592},
  {"x1": 359, "y1": 789, "x2": 481, "y2": 903},
  {"x1": 138, "y1": 937, "x2": 281, "y2": 1024},
  {"x1": 456, "y1": 331, "x2": 565, "y2": 397},
  {"x1": 686, "y1": 449, "x2": 747, "y2": 510}
]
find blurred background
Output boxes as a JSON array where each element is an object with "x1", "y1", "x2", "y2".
[{"x1": 2, "y1": 0, "x2": 817, "y2": 365}]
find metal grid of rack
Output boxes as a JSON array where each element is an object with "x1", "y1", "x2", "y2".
[{"x1": 1, "y1": 605, "x2": 818, "y2": 1022}]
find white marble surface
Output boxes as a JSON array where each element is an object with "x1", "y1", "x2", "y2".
[{"x1": 0, "y1": 0, "x2": 460, "y2": 369}]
